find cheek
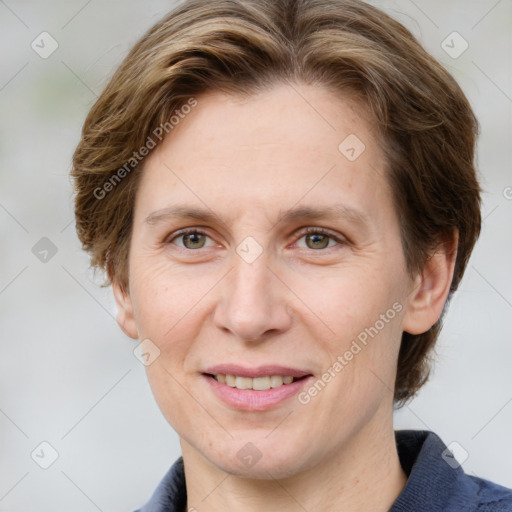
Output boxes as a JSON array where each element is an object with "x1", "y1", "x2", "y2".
[
  {"x1": 286, "y1": 262, "x2": 399, "y2": 337},
  {"x1": 129, "y1": 257, "x2": 214, "y2": 340},
  {"x1": 144, "y1": 361, "x2": 200, "y2": 437},
  {"x1": 289, "y1": 262, "x2": 405, "y2": 395}
]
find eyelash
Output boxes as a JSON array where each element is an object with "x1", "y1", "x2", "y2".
[{"x1": 166, "y1": 227, "x2": 346, "y2": 251}]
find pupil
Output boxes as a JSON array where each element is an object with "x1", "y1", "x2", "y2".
[
  {"x1": 307, "y1": 233, "x2": 328, "y2": 249},
  {"x1": 184, "y1": 233, "x2": 205, "y2": 248}
]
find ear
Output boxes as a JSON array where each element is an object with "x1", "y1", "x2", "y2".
[
  {"x1": 112, "y1": 281, "x2": 139, "y2": 340},
  {"x1": 402, "y1": 232, "x2": 458, "y2": 335}
]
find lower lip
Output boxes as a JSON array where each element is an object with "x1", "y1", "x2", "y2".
[{"x1": 203, "y1": 374, "x2": 313, "y2": 411}]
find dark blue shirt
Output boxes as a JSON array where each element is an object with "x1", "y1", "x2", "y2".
[{"x1": 134, "y1": 430, "x2": 512, "y2": 511}]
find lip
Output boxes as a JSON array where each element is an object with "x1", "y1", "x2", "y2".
[
  {"x1": 203, "y1": 364, "x2": 312, "y2": 378},
  {"x1": 202, "y1": 365, "x2": 314, "y2": 411}
]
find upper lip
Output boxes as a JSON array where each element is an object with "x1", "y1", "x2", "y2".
[{"x1": 203, "y1": 364, "x2": 312, "y2": 378}]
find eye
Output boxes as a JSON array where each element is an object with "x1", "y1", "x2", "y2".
[
  {"x1": 296, "y1": 227, "x2": 344, "y2": 250},
  {"x1": 167, "y1": 229, "x2": 215, "y2": 250},
  {"x1": 165, "y1": 227, "x2": 345, "y2": 252}
]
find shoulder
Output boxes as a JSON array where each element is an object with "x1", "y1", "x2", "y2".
[
  {"x1": 392, "y1": 430, "x2": 512, "y2": 512},
  {"x1": 465, "y1": 473, "x2": 512, "y2": 511},
  {"x1": 133, "y1": 456, "x2": 187, "y2": 512}
]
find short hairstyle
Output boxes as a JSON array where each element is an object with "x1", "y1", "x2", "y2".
[{"x1": 71, "y1": 0, "x2": 482, "y2": 406}]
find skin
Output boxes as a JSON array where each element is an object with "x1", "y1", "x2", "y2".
[{"x1": 113, "y1": 82, "x2": 456, "y2": 511}]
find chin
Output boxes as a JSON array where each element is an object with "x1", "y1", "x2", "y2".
[{"x1": 207, "y1": 441, "x2": 311, "y2": 480}]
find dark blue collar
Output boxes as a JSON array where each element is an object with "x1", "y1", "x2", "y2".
[{"x1": 135, "y1": 430, "x2": 512, "y2": 512}]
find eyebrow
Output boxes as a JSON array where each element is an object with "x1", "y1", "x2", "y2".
[{"x1": 144, "y1": 204, "x2": 369, "y2": 231}]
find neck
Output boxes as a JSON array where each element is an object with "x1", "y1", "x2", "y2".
[{"x1": 181, "y1": 414, "x2": 407, "y2": 512}]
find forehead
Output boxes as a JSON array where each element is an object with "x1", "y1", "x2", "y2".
[{"x1": 134, "y1": 82, "x2": 392, "y2": 228}]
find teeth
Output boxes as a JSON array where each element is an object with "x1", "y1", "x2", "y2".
[
  {"x1": 253, "y1": 376, "x2": 271, "y2": 390},
  {"x1": 270, "y1": 375, "x2": 283, "y2": 388},
  {"x1": 235, "y1": 376, "x2": 253, "y2": 390},
  {"x1": 214, "y1": 374, "x2": 296, "y2": 390}
]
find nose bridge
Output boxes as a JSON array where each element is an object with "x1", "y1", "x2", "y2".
[
  {"x1": 214, "y1": 248, "x2": 291, "y2": 340},
  {"x1": 232, "y1": 252, "x2": 270, "y2": 306}
]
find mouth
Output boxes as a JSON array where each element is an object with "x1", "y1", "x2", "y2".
[
  {"x1": 201, "y1": 365, "x2": 314, "y2": 411},
  {"x1": 204, "y1": 373, "x2": 310, "y2": 391}
]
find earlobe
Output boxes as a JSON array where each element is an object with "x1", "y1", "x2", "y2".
[
  {"x1": 112, "y1": 281, "x2": 139, "y2": 340},
  {"x1": 402, "y1": 234, "x2": 458, "y2": 335}
]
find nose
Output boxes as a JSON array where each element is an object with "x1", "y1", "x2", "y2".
[{"x1": 213, "y1": 252, "x2": 292, "y2": 342}]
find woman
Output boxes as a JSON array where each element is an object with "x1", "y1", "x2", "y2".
[{"x1": 71, "y1": 0, "x2": 512, "y2": 510}]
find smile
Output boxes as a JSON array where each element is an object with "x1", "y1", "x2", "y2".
[
  {"x1": 202, "y1": 366, "x2": 314, "y2": 411},
  {"x1": 208, "y1": 373, "x2": 304, "y2": 390}
]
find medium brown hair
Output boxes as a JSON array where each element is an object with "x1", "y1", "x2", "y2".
[{"x1": 71, "y1": 0, "x2": 481, "y2": 406}]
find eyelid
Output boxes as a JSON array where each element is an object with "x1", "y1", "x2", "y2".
[
  {"x1": 164, "y1": 226, "x2": 347, "y2": 251},
  {"x1": 293, "y1": 226, "x2": 347, "y2": 248},
  {"x1": 165, "y1": 227, "x2": 214, "y2": 248}
]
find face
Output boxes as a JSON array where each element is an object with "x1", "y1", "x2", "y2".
[{"x1": 114, "y1": 82, "x2": 446, "y2": 479}]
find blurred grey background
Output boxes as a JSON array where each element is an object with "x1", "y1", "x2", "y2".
[{"x1": 0, "y1": 0, "x2": 511, "y2": 510}]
